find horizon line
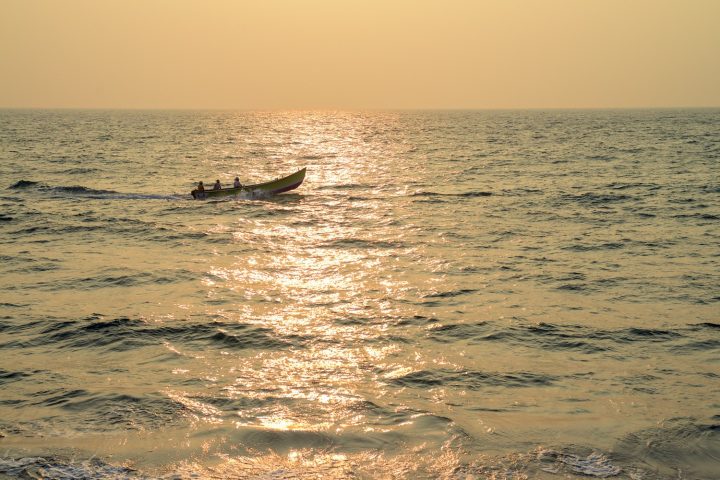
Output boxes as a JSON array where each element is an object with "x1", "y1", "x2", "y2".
[{"x1": 2, "y1": 105, "x2": 719, "y2": 112}]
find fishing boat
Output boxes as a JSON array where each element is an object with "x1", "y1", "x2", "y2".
[{"x1": 191, "y1": 167, "x2": 306, "y2": 199}]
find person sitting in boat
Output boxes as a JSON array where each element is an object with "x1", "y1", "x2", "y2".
[
  {"x1": 233, "y1": 177, "x2": 242, "y2": 188},
  {"x1": 213, "y1": 179, "x2": 222, "y2": 190},
  {"x1": 194, "y1": 181, "x2": 206, "y2": 199}
]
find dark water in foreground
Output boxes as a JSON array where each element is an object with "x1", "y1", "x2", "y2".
[{"x1": 0, "y1": 109, "x2": 718, "y2": 479}]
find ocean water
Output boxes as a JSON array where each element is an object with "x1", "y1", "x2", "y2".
[{"x1": 0, "y1": 109, "x2": 718, "y2": 479}]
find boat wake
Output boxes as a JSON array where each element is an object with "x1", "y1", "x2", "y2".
[
  {"x1": 203, "y1": 189, "x2": 303, "y2": 202},
  {"x1": 8, "y1": 180, "x2": 182, "y2": 200}
]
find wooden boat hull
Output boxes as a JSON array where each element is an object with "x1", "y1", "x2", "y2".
[{"x1": 191, "y1": 167, "x2": 306, "y2": 199}]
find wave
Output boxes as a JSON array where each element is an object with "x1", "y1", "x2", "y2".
[
  {"x1": 563, "y1": 242, "x2": 625, "y2": 252},
  {"x1": 606, "y1": 181, "x2": 661, "y2": 191},
  {"x1": 319, "y1": 238, "x2": 406, "y2": 249},
  {"x1": 423, "y1": 288, "x2": 478, "y2": 299},
  {"x1": 54, "y1": 185, "x2": 118, "y2": 195},
  {"x1": 0, "y1": 369, "x2": 31, "y2": 385},
  {"x1": 8, "y1": 180, "x2": 39, "y2": 189},
  {"x1": 692, "y1": 322, "x2": 720, "y2": 330},
  {"x1": 615, "y1": 417, "x2": 720, "y2": 478},
  {"x1": 673, "y1": 213, "x2": 719, "y2": 220},
  {"x1": 59, "y1": 167, "x2": 100, "y2": 175},
  {"x1": 0, "y1": 446, "x2": 631, "y2": 480},
  {"x1": 585, "y1": 154, "x2": 618, "y2": 161},
  {"x1": 0, "y1": 302, "x2": 28, "y2": 308},
  {"x1": 0, "y1": 457, "x2": 139, "y2": 480},
  {"x1": 3, "y1": 217, "x2": 204, "y2": 246},
  {"x1": 558, "y1": 192, "x2": 633, "y2": 204},
  {"x1": 315, "y1": 183, "x2": 366, "y2": 191},
  {"x1": 2, "y1": 438, "x2": 707, "y2": 480},
  {"x1": 0, "y1": 315, "x2": 302, "y2": 353},
  {"x1": 388, "y1": 368, "x2": 557, "y2": 389},
  {"x1": 412, "y1": 190, "x2": 492, "y2": 198},
  {"x1": 8, "y1": 180, "x2": 118, "y2": 195},
  {"x1": 537, "y1": 449, "x2": 621, "y2": 477},
  {"x1": 423, "y1": 320, "x2": 716, "y2": 356},
  {"x1": 7, "y1": 180, "x2": 181, "y2": 200}
]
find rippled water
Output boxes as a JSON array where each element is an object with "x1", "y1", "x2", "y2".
[{"x1": 0, "y1": 109, "x2": 718, "y2": 479}]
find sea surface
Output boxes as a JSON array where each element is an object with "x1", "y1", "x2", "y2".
[{"x1": 0, "y1": 109, "x2": 718, "y2": 479}]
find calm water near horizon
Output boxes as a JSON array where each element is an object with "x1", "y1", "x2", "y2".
[{"x1": 0, "y1": 109, "x2": 718, "y2": 479}]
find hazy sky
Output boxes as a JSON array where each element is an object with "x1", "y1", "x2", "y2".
[{"x1": 1, "y1": 0, "x2": 718, "y2": 109}]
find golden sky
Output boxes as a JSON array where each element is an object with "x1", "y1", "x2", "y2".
[{"x1": 1, "y1": 0, "x2": 718, "y2": 109}]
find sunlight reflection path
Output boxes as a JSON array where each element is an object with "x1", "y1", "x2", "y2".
[{"x1": 166, "y1": 112, "x2": 459, "y2": 468}]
